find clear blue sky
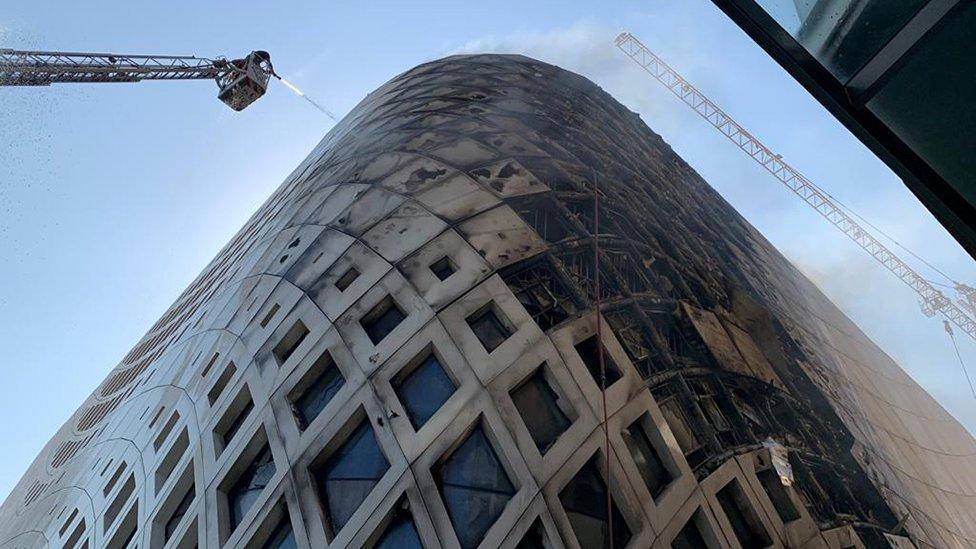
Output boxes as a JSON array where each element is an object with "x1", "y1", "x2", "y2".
[{"x1": 2, "y1": 1, "x2": 974, "y2": 503}]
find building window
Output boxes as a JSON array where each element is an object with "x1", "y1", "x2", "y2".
[
  {"x1": 509, "y1": 365, "x2": 571, "y2": 453},
  {"x1": 163, "y1": 483, "x2": 195, "y2": 542},
  {"x1": 429, "y1": 256, "x2": 457, "y2": 281},
  {"x1": 288, "y1": 350, "x2": 344, "y2": 430},
  {"x1": 574, "y1": 334, "x2": 621, "y2": 388},
  {"x1": 515, "y1": 519, "x2": 547, "y2": 548},
  {"x1": 273, "y1": 320, "x2": 309, "y2": 365},
  {"x1": 226, "y1": 444, "x2": 276, "y2": 533},
  {"x1": 757, "y1": 468, "x2": 800, "y2": 523},
  {"x1": 393, "y1": 351, "x2": 456, "y2": 430},
  {"x1": 215, "y1": 392, "x2": 254, "y2": 455},
  {"x1": 466, "y1": 303, "x2": 512, "y2": 353},
  {"x1": 361, "y1": 295, "x2": 406, "y2": 345},
  {"x1": 335, "y1": 266, "x2": 360, "y2": 291},
  {"x1": 374, "y1": 499, "x2": 422, "y2": 549},
  {"x1": 263, "y1": 513, "x2": 297, "y2": 549},
  {"x1": 621, "y1": 413, "x2": 675, "y2": 499},
  {"x1": 312, "y1": 417, "x2": 390, "y2": 538},
  {"x1": 435, "y1": 423, "x2": 516, "y2": 548},
  {"x1": 716, "y1": 479, "x2": 772, "y2": 549},
  {"x1": 672, "y1": 509, "x2": 710, "y2": 549},
  {"x1": 559, "y1": 456, "x2": 631, "y2": 549}
]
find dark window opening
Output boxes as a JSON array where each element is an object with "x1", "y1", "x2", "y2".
[
  {"x1": 435, "y1": 423, "x2": 516, "y2": 549},
  {"x1": 429, "y1": 256, "x2": 457, "y2": 281},
  {"x1": 621, "y1": 414, "x2": 674, "y2": 499},
  {"x1": 361, "y1": 295, "x2": 406, "y2": 345},
  {"x1": 289, "y1": 351, "x2": 345, "y2": 430},
  {"x1": 262, "y1": 513, "x2": 297, "y2": 549},
  {"x1": 466, "y1": 303, "x2": 512, "y2": 353},
  {"x1": 559, "y1": 456, "x2": 631, "y2": 549},
  {"x1": 394, "y1": 351, "x2": 456, "y2": 430},
  {"x1": 500, "y1": 261, "x2": 578, "y2": 331},
  {"x1": 313, "y1": 417, "x2": 390, "y2": 538},
  {"x1": 375, "y1": 499, "x2": 422, "y2": 549},
  {"x1": 716, "y1": 480, "x2": 772, "y2": 549},
  {"x1": 219, "y1": 399, "x2": 253, "y2": 452},
  {"x1": 226, "y1": 444, "x2": 276, "y2": 533},
  {"x1": 510, "y1": 365, "x2": 571, "y2": 453},
  {"x1": 164, "y1": 484, "x2": 195, "y2": 542},
  {"x1": 335, "y1": 267, "x2": 361, "y2": 291},
  {"x1": 758, "y1": 468, "x2": 800, "y2": 523},
  {"x1": 671, "y1": 510, "x2": 710, "y2": 549},
  {"x1": 273, "y1": 320, "x2": 309, "y2": 365},
  {"x1": 515, "y1": 519, "x2": 548, "y2": 548},
  {"x1": 575, "y1": 334, "x2": 622, "y2": 388}
]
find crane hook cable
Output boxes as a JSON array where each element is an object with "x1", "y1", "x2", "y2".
[{"x1": 944, "y1": 319, "x2": 976, "y2": 402}]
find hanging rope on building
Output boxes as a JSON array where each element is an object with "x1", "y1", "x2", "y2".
[{"x1": 592, "y1": 169, "x2": 615, "y2": 548}]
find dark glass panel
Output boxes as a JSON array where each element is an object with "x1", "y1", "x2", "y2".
[
  {"x1": 228, "y1": 445, "x2": 276, "y2": 531},
  {"x1": 262, "y1": 514, "x2": 298, "y2": 549},
  {"x1": 671, "y1": 511, "x2": 709, "y2": 549},
  {"x1": 716, "y1": 480, "x2": 772, "y2": 549},
  {"x1": 621, "y1": 415, "x2": 673, "y2": 499},
  {"x1": 362, "y1": 296, "x2": 407, "y2": 344},
  {"x1": 509, "y1": 366, "x2": 571, "y2": 453},
  {"x1": 435, "y1": 425, "x2": 515, "y2": 549},
  {"x1": 758, "y1": 468, "x2": 800, "y2": 523},
  {"x1": 375, "y1": 500, "x2": 423, "y2": 549},
  {"x1": 273, "y1": 321, "x2": 309, "y2": 365},
  {"x1": 394, "y1": 353, "x2": 455, "y2": 430},
  {"x1": 466, "y1": 305, "x2": 512, "y2": 352},
  {"x1": 429, "y1": 256, "x2": 457, "y2": 281},
  {"x1": 335, "y1": 267, "x2": 361, "y2": 291},
  {"x1": 559, "y1": 457, "x2": 631, "y2": 549},
  {"x1": 164, "y1": 484, "x2": 195, "y2": 542},
  {"x1": 313, "y1": 419, "x2": 390, "y2": 536},
  {"x1": 291, "y1": 352, "x2": 345, "y2": 430},
  {"x1": 221, "y1": 399, "x2": 254, "y2": 448},
  {"x1": 574, "y1": 335, "x2": 621, "y2": 388}
]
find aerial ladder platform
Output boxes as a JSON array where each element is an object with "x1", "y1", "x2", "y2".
[{"x1": 0, "y1": 48, "x2": 275, "y2": 110}]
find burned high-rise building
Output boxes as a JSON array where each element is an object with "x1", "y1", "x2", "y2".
[{"x1": 2, "y1": 54, "x2": 974, "y2": 548}]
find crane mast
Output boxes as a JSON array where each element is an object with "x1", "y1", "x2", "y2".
[
  {"x1": 614, "y1": 32, "x2": 976, "y2": 343},
  {"x1": 0, "y1": 48, "x2": 275, "y2": 110}
]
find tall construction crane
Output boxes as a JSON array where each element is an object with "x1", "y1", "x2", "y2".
[
  {"x1": 0, "y1": 48, "x2": 275, "y2": 111},
  {"x1": 614, "y1": 32, "x2": 976, "y2": 343}
]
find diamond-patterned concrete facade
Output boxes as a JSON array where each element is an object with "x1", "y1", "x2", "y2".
[{"x1": 1, "y1": 54, "x2": 974, "y2": 548}]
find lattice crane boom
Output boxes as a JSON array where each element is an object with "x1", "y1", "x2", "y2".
[
  {"x1": 614, "y1": 32, "x2": 976, "y2": 342},
  {"x1": 0, "y1": 48, "x2": 275, "y2": 110}
]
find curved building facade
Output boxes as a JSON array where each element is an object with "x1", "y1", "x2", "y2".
[{"x1": 2, "y1": 54, "x2": 975, "y2": 549}]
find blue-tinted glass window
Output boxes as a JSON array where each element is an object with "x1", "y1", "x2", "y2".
[
  {"x1": 262, "y1": 513, "x2": 298, "y2": 549},
  {"x1": 313, "y1": 418, "x2": 390, "y2": 537},
  {"x1": 362, "y1": 296, "x2": 406, "y2": 344},
  {"x1": 434, "y1": 426, "x2": 515, "y2": 548},
  {"x1": 435, "y1": 424, "x2": 516, "y2": 549},
  {"x1": 394, "y1": 352, "x2": 456, "y2": 430},
  {"x1": 228, "y1": 444, "x2": 276, "y2": 531},
  {"x1": 375, "y1": 499, "x2": 423, "y2": 549},
  {"x1": 510, "y1": 366, "x2": 571, "y2": 453},
  {"x1": 559, "y1": 456, "x2": 631, "y2": 549},
  {"x1": 290, "y1": 351, "x2": 345, "y2": 430}
]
